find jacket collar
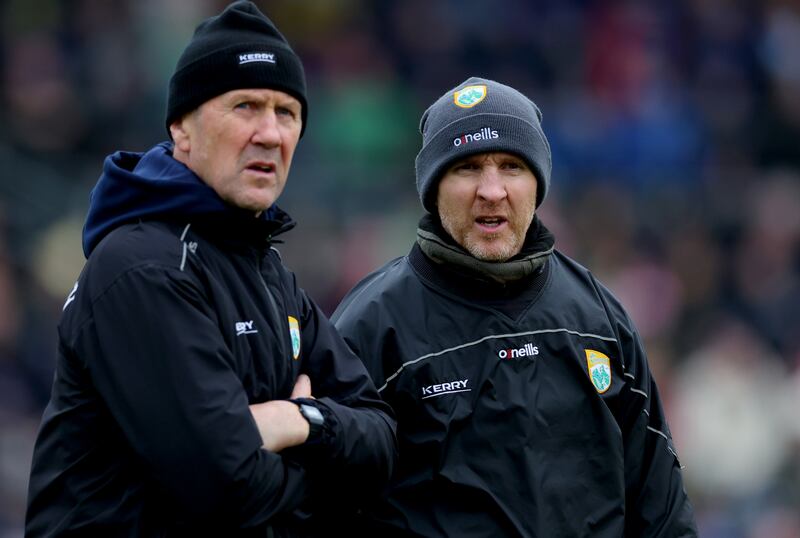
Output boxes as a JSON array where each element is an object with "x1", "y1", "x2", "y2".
[{"x1": 186, "y1": 204, "x2": 296, "y2": 252}]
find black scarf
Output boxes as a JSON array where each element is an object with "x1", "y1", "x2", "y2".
[{"x1": 416, "y1": 213, "x2": 555, "y2": 284}]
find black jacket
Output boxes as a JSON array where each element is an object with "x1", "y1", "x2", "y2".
[
  {"x1": 25, "y1": 143, "x2": 397, "y2": 537},
  {"x1": 332, "y1": 220, "x2": 697, "y2": 537}
]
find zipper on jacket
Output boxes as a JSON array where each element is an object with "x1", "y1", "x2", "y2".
[{"x1": 255, "y1": 254, "x2": 292, "y2": 368}]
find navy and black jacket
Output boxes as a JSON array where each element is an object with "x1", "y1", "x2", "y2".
[
  {"x1": 25, "y1": 143, "x2": 397, "y2": 537},
  {"x1": 332, "y1": 219, "x2": 697, "y2": 537}
]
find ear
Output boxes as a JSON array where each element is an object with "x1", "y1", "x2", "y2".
[{"x1": 169, "y1": 116, "x2": 192, "y2": 154}]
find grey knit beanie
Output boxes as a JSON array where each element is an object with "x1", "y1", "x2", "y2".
[{"x1": 415, "y1": 77, "x2": 551, "y2": 213}]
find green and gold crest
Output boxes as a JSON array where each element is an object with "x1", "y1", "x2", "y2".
[
  {"x1": 585, "y1": 349, "x2": 612, "y2": 393},
  {"x1": 453, "y1": 85, "x2": 487, "y2": 108},
  {"x1": 288, "y1": 316, "x2": 301, "y2": 360}
]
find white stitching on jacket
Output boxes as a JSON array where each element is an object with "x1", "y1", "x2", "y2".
[
  {"x1": 378, "y1": 327, "x2": 617, "y2": 392},
  {"x1": 179, "y1": 223, "x2": 192, "y2": 271}
]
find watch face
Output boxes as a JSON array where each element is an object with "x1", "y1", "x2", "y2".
[{"x1": 301, "y1": 404, "x2": 324, "y2": 425}]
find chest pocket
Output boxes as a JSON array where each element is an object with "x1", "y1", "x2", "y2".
[
  {"x1": 389, "y1": 342, "x2": 498, "y2": 444},
  {"x1": 227, "y1": 275, "x2": 301, "y2": 402},
  {"x1": 389, "y1": 335, "x2": 610, "y2": 447}
]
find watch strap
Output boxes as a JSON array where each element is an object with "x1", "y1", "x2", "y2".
[{"x1": 292, "y1": 399, "x2": 324, "y2": 445}]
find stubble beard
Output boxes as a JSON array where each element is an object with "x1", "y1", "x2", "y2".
[
  {"x1": 464, "y1": 230, "x2": 523, "y2": 261},
  {"x1": 439, "y1": 209, "x2": 529, "y2": 263}
]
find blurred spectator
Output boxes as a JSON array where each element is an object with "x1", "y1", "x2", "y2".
[
  {"x1": 672, "y1": 317, "x2": 799, "y2": 537},
  {"x1": 733, "y1": 171, "x2": 800, "y2": 362},
  {"x1": 756, "y1": 0, "x2": 800, "y2": 168}
]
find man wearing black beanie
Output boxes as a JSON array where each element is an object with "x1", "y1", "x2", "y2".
[
  {"x1": 333, "y1": 77, "x2": 698, "y2": 536},
  {"x1": 25, "y1": 2, "x2": 397, "y2": 536}
]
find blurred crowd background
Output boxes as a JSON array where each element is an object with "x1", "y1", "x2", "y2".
[{"x1": 2, "y1": 0, "x2": 800, "y2": 536}]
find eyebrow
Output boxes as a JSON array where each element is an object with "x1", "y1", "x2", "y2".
[
  {"x1": 227, "y1": 92, "x2": 299, "y2": 108},
  {"x1": 276, "y1": 99, "x2": 301, "y2": 111},
  {"x1": 457, "y1": 155, "x2": 491, "y2": 165},
  {"x1": 225, "y1": 91, "x2": 260, "y2": 102}
]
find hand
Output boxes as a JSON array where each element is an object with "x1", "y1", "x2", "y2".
[
  {"x1": 290, "y1": 373, "x2": 312, "y2": 399},
  {"x1": 249, "y1": 374, "x2": 314, "y2": 452}
]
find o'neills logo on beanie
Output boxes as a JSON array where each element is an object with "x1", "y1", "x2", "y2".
[{"x1": 453, "y1": 127, "x2": 499, "y2": 147}]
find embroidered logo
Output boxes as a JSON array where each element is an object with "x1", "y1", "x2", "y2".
[
  {"x1": 421, "y1": 378, "x2": 470, "y2": 399},
  {"x1": 239, "y1": 52, "x2": 276, "y2": 65},
  {"x1": 288, "y1": 316, "x2": 301, "y2": 359},
  {"x1": 235, "y1": 320, "x2": 258, "y2": 336},
  {"x1": 452, "y1": 127, "x2": 499, "y2": 147},
  {"x1": 63, "y1": 282, "x2": 78, "y2": 311},
  {"x1": 586, "y1": 349, "x2": 612, "y2": 393},
  {"x1": 498, "y1": 342, "x2": 539, "y2": 360},
  {"x1": 453, "y1": 84, "x2": 487, "y2": 108}
]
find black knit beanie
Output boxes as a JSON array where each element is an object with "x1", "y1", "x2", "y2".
[
  {"x1": 165, "y1": 1, "x2": 308, "y2": 136},
  {"x1": 415, "y1": 77, "x2": 551, "y2": 213}
]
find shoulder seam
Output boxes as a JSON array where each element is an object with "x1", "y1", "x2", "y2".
[
  {"x1": 70, "y1": 260, "x2": 201, "y2": 337},
  {"x1": 335, "y1": 257, "x2": 408, "y2": 319}
]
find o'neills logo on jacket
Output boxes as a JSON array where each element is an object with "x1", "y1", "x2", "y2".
[
  {"x1": 498, "y1": 342, "x2": 539, "y2": 359},
  {"x1": 453, "y1": 127, "x2": 499, "y2": 147}
]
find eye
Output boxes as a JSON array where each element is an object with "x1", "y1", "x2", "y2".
[
  {"x1": 502, "y1": 160, "x2": 526, "y2": 171},
  {"x1": 453, "y1": 162, "x2": 479, "y2": 172},
  {"x1": 276, "y1": 106, "x2": 298, "y2": 119},
  {"x1": 234, "y1": 101, "x2": 253, "y2": 110}
]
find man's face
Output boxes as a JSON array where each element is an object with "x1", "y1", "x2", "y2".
[
  {"x1": 437, "y1": 151, "x2": 538, "y2": 262},
  {"x1": 170, "y1": 88, "x2": 302, "y2": 213}
]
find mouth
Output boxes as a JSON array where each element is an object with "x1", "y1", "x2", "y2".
[
  {"x1": 475, "y1": 216, "x2": 507, "y2": 231},
  {"x1": 245, "y1": 162, "x2": 276, "y2": 175}
]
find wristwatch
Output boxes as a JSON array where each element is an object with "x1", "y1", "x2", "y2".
[{"x1": 294, "y1": 400, "x2": 324, "y2": 445}]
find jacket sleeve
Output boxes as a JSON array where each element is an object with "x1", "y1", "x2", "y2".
[
  {"x1": 599, "y1": 286, "x2": 698, "y2": 537},
  {"x1": 329, "y1": 273, "x2": 396, "y2": 393},
  {"x1": 73, "y1": 264, "x2": 312, "y2": 528},
  {"x1": 287, "y1": 286, "x2": 397, "y2": 503}
]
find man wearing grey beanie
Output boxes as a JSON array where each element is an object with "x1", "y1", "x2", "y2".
[
  {"x1": 25, "y1": 2, "x2": 396, "y2": 536},
  {"x1": 333, "y1": 77, "x2": 697, "y2": 537}
]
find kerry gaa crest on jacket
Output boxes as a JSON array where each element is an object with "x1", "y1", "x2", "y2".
[{"x1": 586, "y1": 349, "x2": 612, "y2": 393}]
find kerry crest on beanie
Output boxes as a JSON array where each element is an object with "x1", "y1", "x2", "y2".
[
  {"x1": 415, "y1": 77, "x2": 552, "y2": 213},
  {"x1": 165, "y1": 0, "x2": 308, "y2": 136}
]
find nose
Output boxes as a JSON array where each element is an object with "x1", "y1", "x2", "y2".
[
  {"x1": 476, "y1": 167, "x2": 507, "y2": 203},
  {"x1": 251, "y1": 110, "x2": 282, "y2": 148}
]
